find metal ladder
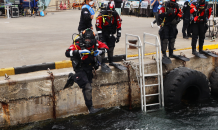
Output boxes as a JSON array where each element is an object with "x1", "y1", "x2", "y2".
[
  {"x1": 140, "y1": 33, "x2": 164, "y2": 112},
  {"x1": 125, "y1": 33, "x2": 164, "y2": 112}
]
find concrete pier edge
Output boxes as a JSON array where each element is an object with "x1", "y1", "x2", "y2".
[
  {"x1": 0, "y1": 55, "x2": 126, "y2": 77},
  {"x1": 1, "y1": 44, "x2": 218, "y2": 77}
]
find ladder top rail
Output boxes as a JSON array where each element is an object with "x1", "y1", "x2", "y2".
[
  {"x1": 125, "y1": 33, "x2": 142, "y2": 47},
  {"x1": 143, "y1": 32, "x2": 159, "y2": 38},
  {"x1": 143, "y1": 33, "x2": 161, "y2": 48}
]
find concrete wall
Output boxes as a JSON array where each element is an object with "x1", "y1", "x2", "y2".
[
  {"x1": 0, "y1": 50, "x2": 218, "y2": 127},
  {"x1": 0, "y1": 66, "x2": 147, "y2": 127}
]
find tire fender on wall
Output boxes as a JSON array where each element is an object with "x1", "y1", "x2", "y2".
[{"x1": 164, "y1": 67, "x2": 210, "y2": 108}]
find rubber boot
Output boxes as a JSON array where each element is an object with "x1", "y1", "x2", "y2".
[
  {"x1": 199, "y1": 45, "x2": 204, "y2": 54},
  {"x1": 101, "y1": 56, "x2": 110, "y2": 72},
  {"x1": 162, "y1": 51, "x2": 167, "y2": 57},
  {"x1": 183, "y1": 35, "x2": 189, "y2": 39},
  {"x1": 169, "y1": 49, "x2": 174, "y2": 58},
  {"x1": 192, "y1": 48, "x2": 198, "y2": 55},
  {"x1": 109, "y1": 62, "x2": 116, "y2": 66},
  {"x1": 169, "y1": 38, "x2": 175, "y2": 58},
  {"x1": 88, "y1": 106, "x2": 105, "y2": 114}
]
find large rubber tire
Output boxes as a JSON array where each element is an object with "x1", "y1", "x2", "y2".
[
  {"x1": 164, "y1": 67, "x2": 210, "y2": 108},
  {"x1": 209, "y1": 67, "x2": 218, "y2": 96}
]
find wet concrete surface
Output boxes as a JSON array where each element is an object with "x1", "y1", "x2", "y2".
[{"x1": 0, "y1": 9, "x2": 216, "y2": 68}]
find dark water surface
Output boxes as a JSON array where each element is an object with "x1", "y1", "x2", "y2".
[{"x1": 6, "y1": 97, "x2": 218, "y2": 130}]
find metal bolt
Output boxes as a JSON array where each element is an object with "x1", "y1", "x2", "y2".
[{"x1": 5, "y1": 74, "x2": 10, "y2": 80}]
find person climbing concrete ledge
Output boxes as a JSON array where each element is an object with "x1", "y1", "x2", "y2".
[{"x1": 64, "y1": 29, "x2": 109, "y2": 114}]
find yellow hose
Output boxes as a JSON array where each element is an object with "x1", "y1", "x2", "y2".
[{"x1": 73, "y1": 35, "x2": 80, "y2": 50}]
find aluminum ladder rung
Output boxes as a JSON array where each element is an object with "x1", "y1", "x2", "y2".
[
  {"x1": 126, "y1": 42, "x2": 141, "y2": 47},
  {"x1": 144, "y1": 93, "x2": 159, "y2": 97},
  {"x1": 144, "y1": 84, "x2": 159, "y2": 87},
  {"x1": 146, "y1": 103, "x2": 160, "y2": 107},
  {"x1": 137, "y1": 74, "x2": 159, "y2": 78},
  {"x1": 144, "y1": 73, "x2": 159, "y2": 77},
  {"x1": 144, "y1": 41, "x2": 156, "y2": 46}
]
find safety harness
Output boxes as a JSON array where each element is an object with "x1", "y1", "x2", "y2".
[{"x1": 161, "y1": 1, "x2": 180, "y2": 27}]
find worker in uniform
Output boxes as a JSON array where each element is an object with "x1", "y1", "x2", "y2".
[
  {"x1": 182, "y1": 0, "x2": 192, "y2": 39},
  {"x1": 78, "y1": 1, "x2": 95, "y2": 33},
  {"x1": 158, "y1": 0, "x2": 182, "y2": 58},
  {"x1": 190, "y1": 0, "x2": 212, "y2": 55},
  {"x1": 95, "y1": 2, "x2": 122, "y2": 69},
  {"x1": 64, "y1": 29, "x2": 109, "y2": 114},
  {"x1": 114, "y1": 0, "x2": 123, "y2": 16}
]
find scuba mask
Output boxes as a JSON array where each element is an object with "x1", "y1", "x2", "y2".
[
  {"x1": 81, "y1": 29, "x2": 96, "y2": 48},
  {"x1": 84, "y1": 39, "x2": 96, "y2": 48}
]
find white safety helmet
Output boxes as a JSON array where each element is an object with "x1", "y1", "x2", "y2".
[{"x1": 89, "y1": 1, "x2": 94, "y2": 6}]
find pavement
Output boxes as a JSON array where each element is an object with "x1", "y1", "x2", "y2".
[{"x1": 0, "y1": 9, "x2": 217, "y2": 69}]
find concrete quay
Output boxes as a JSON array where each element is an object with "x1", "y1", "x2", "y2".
[
  {"x1": 1, "y1": 9, "x2": 218, "y2": 127},
  {"x1": 0, "y1": 48, "x2": 218, "y2": 127}
]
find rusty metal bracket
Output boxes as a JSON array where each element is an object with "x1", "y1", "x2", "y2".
[
  {"x1": 47, "y1": 68, "x2": 52, "y2": 75},
  {"x1": 124, "y1": 64, "x2": 132, "y2": 110},
  {"x1": 5, "y1": 74, "x2": 10, "y2": 80},
  {"x1": 47, "y1": 68, "x2": 56, "y2": 119},
  {"x1": 180, "y1": 52, "x2": 186, "y2": 57}
]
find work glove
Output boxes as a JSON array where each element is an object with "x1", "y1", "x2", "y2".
[
  {"x1": 116, "y1": 37, "x2": 120, "y2": 43},
  {"x1": 94, "y1": 50, "x2": 103, "y2": 56},
  {"x1": 79, "y1": 49, "x2": 90, "y2": 54}
]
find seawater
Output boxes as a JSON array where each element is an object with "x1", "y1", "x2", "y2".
[{"x1": 9, "y1": 97, "x2": 218, "y2": 130}]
